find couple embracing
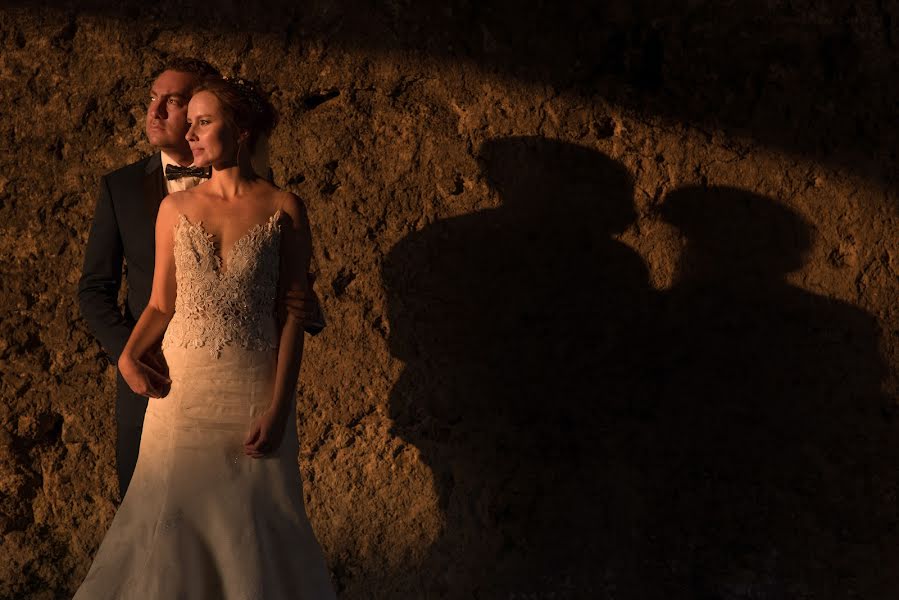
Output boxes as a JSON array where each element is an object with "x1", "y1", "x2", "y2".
[{"x1": 74, "y1": 57, "x2": 337, "y2": 598}]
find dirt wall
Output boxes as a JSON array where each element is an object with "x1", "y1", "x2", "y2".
[{"x1": 1, "y1": 2, "x2": 897, "y2": 598}]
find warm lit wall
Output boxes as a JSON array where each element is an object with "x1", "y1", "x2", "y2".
[{"x1": 1, "y1": 2, "x2": 897, "y2": 598}]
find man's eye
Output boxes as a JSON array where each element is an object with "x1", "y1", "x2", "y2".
[{"x1": 168, "y1": 98, "x2": 179, "y2": 105}]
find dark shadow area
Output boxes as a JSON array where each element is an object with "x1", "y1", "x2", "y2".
[
  {"x1": 382, "y1": 140, "x2": 896, "y2": 597},
  {"x1": 642, "y1": 186, "x2": 897, "y2": 598},
  {"x1": 6, "y1": 0, "x2": 897, "y2": 182},
  {"x1": 383, "y1": 137, "x2": 654, "y2": 596}
]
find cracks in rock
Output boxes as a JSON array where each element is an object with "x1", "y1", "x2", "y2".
[
  {"x1": 230, "y1": 35, "x2": 255, "y2": 76},
  {"x1": 388, "y1": 75, "x2": 424, "y2": 100},
  {"x1": 320, "y1": 181, "x2": 341, "y2": 195},
  {"x1": 347, "y1": 406, "x2": 379, "y2": 431},
  {"x1": 320, "y1": 160, "x2": 341, "y2": 196},
  {"x1": 331, "y1": 268, "x2": 356, "y2": 297},
  {"x1": 286, "y1": 172, "x2": 306, "y2": 186},
  {"x1": 303, "y1": 89, "x2": 340, "y2": 110},
  {"x1": 49, "y1": 18, "x2": 77, "y2": 51}
]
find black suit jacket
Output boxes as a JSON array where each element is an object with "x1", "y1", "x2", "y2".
[{"x1": 78, "y1": 154, "x2": 165, "y2": 363}]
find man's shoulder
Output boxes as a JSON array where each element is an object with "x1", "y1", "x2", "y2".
[{"x1": 102, "y1": 153, "x2": 160, "y2": 186}]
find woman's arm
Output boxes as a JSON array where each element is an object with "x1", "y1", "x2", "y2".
[
  {"x1": 117, "y1": 196, "x2": 180, "y2": 398},
  {"x1": 244, "y1": 193, "x2": 312, "y2": 457}
]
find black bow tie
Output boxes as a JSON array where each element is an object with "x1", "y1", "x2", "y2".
[{"x1": 165, "y1": 164, "x2": 211, "y2": 181}]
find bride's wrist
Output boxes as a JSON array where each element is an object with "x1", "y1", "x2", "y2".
[{"x1": 266, "y1": 400, "x2": 290, "y2": 419}]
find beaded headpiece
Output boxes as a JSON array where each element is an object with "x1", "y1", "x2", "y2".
[{"x1": 222, "y1": 76, "x2": 268, "y2": 116}]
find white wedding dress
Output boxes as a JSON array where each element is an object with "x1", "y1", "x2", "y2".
[{"x1": 74, "y1": 211, "x2": 337, "y2": 599}]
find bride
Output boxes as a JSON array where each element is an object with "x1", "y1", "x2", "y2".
[{"x1": 73, "y1": 77, "x2": 337, "y2": 599}]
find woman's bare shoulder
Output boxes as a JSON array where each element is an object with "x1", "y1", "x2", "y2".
[
  {"x1": 160, "y1": 189, "x2": 201, "y2": 211},
  {"x1": 158, "y1": 190, "x2": 187, "y2": 219},
  {"x1": 157, "y1": 189, "x2": 206, "y2": 225},
  {"x1": 276, "y1": 191, "x2": 307, "y2": 225}
]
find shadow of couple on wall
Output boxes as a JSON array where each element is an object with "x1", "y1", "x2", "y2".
[{"x1": 381, "y1": 137, "x2": 894, "y2": 599}]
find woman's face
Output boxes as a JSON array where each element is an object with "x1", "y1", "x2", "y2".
[{"x1": 185, "y1": 91, "x2": 242, "y2": 167}]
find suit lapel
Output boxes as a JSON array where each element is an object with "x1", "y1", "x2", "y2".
[{"x1": 142, "y1": 152, "x2": 166, "y2": 221}]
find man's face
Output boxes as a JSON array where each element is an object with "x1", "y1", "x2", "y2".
[{"x1": 146, "y1": 70, "x2": 197, "y2": 149}]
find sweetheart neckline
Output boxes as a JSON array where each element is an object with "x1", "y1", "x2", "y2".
[{"x1": 176, "y1": 210, "x2": 281, "y2": 274}]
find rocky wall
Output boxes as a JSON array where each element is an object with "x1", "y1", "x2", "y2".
[{"x1": 0, "y1": 2, "x2": 897, "y2": 598}]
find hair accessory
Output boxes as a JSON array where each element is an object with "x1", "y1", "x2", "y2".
[{"x1": 222, "y1": 75, "x2": 268, "y2": 116}]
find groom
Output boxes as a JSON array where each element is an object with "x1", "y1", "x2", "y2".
[{"x1": 78, "y1": 57, "x2": 325, "y2": 499}]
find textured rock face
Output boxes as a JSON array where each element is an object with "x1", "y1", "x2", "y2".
[{"x1": 1, "y1": 2, "x2": 897, "y2": 598}]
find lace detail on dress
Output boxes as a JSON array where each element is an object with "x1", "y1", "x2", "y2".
[{"x1": 161, "y1": 211, "x2": 282, "y2": 358}]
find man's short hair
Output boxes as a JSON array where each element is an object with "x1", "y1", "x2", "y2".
[{"x1": 154, "y1": 57, "x2": 221, "y2": 81}]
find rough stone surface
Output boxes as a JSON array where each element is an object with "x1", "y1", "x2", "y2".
[{"x1": 0, "y1": 2, "x2": 897, "y2": 598}]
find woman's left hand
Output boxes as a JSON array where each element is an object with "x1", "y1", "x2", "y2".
[{"x1": 244, "y1": 405, "x2": 288, "y2": 458}]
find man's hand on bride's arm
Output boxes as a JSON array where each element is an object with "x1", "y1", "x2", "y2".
[
  {"x1": 142, "y1": 341, "x2": 170, "y2": 375},
  {"x1": 243, "y1": 405, "x2": 289, "y2": 459},
  {"x1": 118, "y1": 352, "x2": 172, "y2": 398},
  {"x1": 281, "y1": 272, "x2": 321, "y2": 326}
]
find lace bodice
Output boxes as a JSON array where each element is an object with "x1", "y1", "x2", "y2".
[{"x1": 161, "y1": 211, "x2": 282, "y2": 358}]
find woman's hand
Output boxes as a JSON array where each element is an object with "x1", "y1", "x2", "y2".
[
  {"x1": 244, "y1": 405, "x2": 289, "y2": 458},
  {"x1": 118, "y1": 353, "x2": 171, "y2": 398}
]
